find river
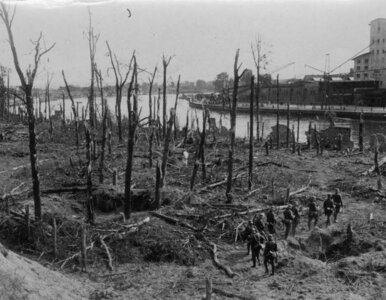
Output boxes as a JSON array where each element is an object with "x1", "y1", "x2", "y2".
[{"x1": 48, "y1": 94, "x2": 386, "y2": 146}]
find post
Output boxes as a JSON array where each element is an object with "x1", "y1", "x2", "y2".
[
  {"x1": 261, "y1": 122, "x2": 264, "y2": 141},
  {"x1": 53, "y1": 217, "x2": 57, "y2": 258},
  {"x1": 81, "y1": 222, "x2": 87, "y2": 272},
  {"x1": 248, "y1": 76, "x2": 255, "y2": 190},
  {"x1": 359, "y1": 113, "x2": 364, "y2": 152},
  {"x1": 307, "y1": 121, "x2": 312, "y2": 150},
  {"x1": 265, "y1": 141, "x2": 269, "y2": 156},
  {"x1": 256, "y1": 64, "x2": 260, "y2": 142}
]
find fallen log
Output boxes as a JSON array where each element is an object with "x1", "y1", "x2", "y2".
[
  {"x1": 210, "y1": 243, "x2": 236, "y2": 278},
  {"x1": 361, "y1": 155, "x2": 386, "y2": 176},
  {"x1": 151, "y1": 212, "x2": 197, "y2": 231},
  {"x1": 213, "y1": 205, "x2": 288, "y2": 220},
  {"x1": 198, "y1": 172, "x2": 247, "y2": 192},
  {"x1": 212, "y1": 288, "x2": 254, "y2": 300},
  {"x1": 289, "y1": 176, "x2": 312, "y2": 197}
]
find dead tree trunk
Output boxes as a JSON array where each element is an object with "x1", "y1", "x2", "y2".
[
  {"x1": 199, "y1": 108, "x2": 208, "y2": 181},
  {"x1": 374, "y1": 136, "x2": 380, "y2": 175},
  {"x1": 359, "y1": 113, "x2": 364, "y2": 152},
  {"x1": 149, "y1": 127, "x2": 155, "y2": 168},
  {"x1": 96, "y1": 69, "x2": 107, "y2": 184},
  {"x1": 62, "y1": 71, "x2": 79, "y2": 150},
  {"x1": 0, "y1": 3, "x2": 55, "y2": 220},
  {"x1": 292, "y1": 124, "x2": 296, "y2": 154},
  {"x1": 87, "y1": 10, "x2": 98, "y2": 134},
  {"x1": 148, "y1": 66, "x2": 157, "y2": 124},
  {"x1": 248, "y1": 76, "x2": 255, "y2": 190},
  {"x1": 85, "y1": 124, "x2": 95, "y2": 224},
  {"x1": 226, "y1": 49, "x2": 246, "y2": 203},
  {"x1": 124, "y1": 56, "x2": 137, "y2": 219},
  {"x1": 61, "y1": 92, "x2": 66, "y2": 129},
  {"x1": 46, "y1": 78, "x2": 53, "y2": 137},
  {"x1": 286, "y1": 89, "x2": 291, "y2": 148},
  {"x1": 297, "y1": 111, "x2": 300, "y2": 143},
  {"x1": 173, "y1": 75, "x2": 181, "y2": 140},
  {"x1": 155, "y1": 161, "x2": 161, "y2": 208},
  {"x1": 159, "y1": 109, "x2": 176, "y2": 203},
  {"x1": 106, "y1": 41, "x2": 133, "y2": 143},
  {"x1": 162, "y1": 55, "x2": 172, "y2": 138},
  {"x1": 276, "y1": 74, "x2": 280, "y2": 149}
]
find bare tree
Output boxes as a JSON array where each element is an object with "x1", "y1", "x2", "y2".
[
  {"x1": 0, "y1": 3, "x2": 55, "y2": 220},
  {"x1": 124, "y1": 55, "x2": 137, "y2": 219},
  {"x1": 226, "y1": 49, "x2": 246, "y2": 203},
  {"x1": 106, "y1": 41, "x2": 133, "y2": 142},
  {"x1": 62, "y1": 71, "x2": 80, "y2": 149},
  {"x1": 248, "y1": 76, "x2": 255, "y2": 190},
  {"x1": 162, "y1": 55, "x2": 172, "y2": 137},
  {"x1": 148, "y1": 66, "x2": 157, "y2": 123},
  {"x1": 251, "y1": 37, "x2": 269, "y2": 142},
  {"x1": 86, "y1": 9, "x2": 99, "y2": 133},
  {"x1": 95, "y1": 68, "x2": 108, "y2": 183}
]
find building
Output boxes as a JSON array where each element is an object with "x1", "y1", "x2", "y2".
[{"x1": 353, "y1": 18, "x2": 386, "y2": 87}]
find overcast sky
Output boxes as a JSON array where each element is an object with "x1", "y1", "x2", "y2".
[{"x1": 0, "y1": 0, "x2": 385, "y2": 88}]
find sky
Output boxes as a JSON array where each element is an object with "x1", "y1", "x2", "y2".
[{"x1": 0, "y1": 0, "x2": 386, "y2": 88}]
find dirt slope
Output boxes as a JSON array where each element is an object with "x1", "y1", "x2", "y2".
[{"x1": 0, "y1": 242, "x2": 91, "y2": 300}]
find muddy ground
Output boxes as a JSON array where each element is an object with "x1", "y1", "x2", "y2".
[{"x1": 1, "y1": 119, "x2": 386, "y2": 300}]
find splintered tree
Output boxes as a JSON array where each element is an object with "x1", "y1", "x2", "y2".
[
  {"x1": 248, "y1": 75, "x2": 255, "y2": 190},
  {"x1": 86, "y1": 9, "x2": 99, "y2": 135},
  {"x1": 0, "y1": 3, "x2": 55, "y2": 220},
  {"x1": 162, "y1": 55, "x2": 172, "y2": 138},
  {"x1": 106, "y1": 41, "x2": 133, "y2": 143},
  {"x1": 62, "y1": 71, "x2": 80, "y2": 149},
  {"x1": 226, "y1": 49, "x2": 246, "y2": 203},
  {"x1": 124, "y1": 55, "x2": 137, "y2": 219}
]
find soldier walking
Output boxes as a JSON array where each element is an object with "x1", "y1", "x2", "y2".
[
  {"x1": 266, "y1": 206, "x2": 276, "y2": 235},
  {"x1": 248, "y1": 228, "x2": 264, "y2": 267},
  {"x1": 332, "y1": 188, "x2": 343, "y2": 223},
  {"x1": 308, "y1": 197, "x2": 319, "y2": 230},
  {"x1": 291, "y1": 202, "x2": 300, "y2": 236},
  {"x1": 283, "y1": 205, "x2": 294, "y2": 239},
  {"x1": 263, "y1": 234, "x2": 278, "y2": 276},
  {"x1": 323, "y1": 194, "x2": 334, "y2": 226}
]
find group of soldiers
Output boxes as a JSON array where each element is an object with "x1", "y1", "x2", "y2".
[{"x1": 242, "y1": 188, "x2": 344, "y2": 275}]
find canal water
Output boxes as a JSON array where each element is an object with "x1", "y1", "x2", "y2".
[{"x1": 49, "y1": 94, "x2": 386, "y2": 146}]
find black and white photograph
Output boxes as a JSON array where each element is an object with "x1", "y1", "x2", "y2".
[{"x1": 1, "y1": 0, "x2": 386, "y2": 299}]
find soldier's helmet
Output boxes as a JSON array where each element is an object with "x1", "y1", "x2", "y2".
[
  {"x1": 259, "y1": 213, "x2": 264, "y2": 218},
  {"x1": 335, "y1": 188, "x2": 340, "y2": 194},
  {"x1": 268, "y1": 234, "x2": 273, "y2": 241}
]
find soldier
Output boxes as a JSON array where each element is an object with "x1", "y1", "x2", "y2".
[
  {"x1": 332, "y1": 188, "x2": 343, "y2": 223},
  {"x1": 254, "y1": 213, "x2": 267, "y2": 239},
  {"x1": 244, "y1": 220, "x2": 254, "y2": 255},
  {"x1": 323, "y1": 194, "x2": 334, "y2": 226},
  {"x1": 291, "y1": 202, "x2": 300, "y2": 236},
  {"x1": 308, "y1": 197, "x2": 319, "y2": 230},
  {"x1": 283, "y1": 205, "x2": 294, "y2": 240},
  {"x1": 266, "y1": 206, "x2": 276, "y2": 235},
  {"x1": 248, "y1": 227, "x2": 264, "y2": 267},
  {"x1": 263, "y1": 234, "x2": 278, "y2": 276}
]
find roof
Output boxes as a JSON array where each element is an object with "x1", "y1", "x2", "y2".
[
  {"x1": 370, "y1": 18, "x2": 386, "y2": 25},
  {"x1": 352, "y1": 52, "x2": 370, "y2": 61}
]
